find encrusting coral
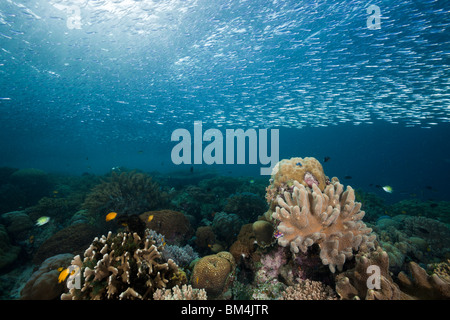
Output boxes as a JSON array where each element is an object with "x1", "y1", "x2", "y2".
[
  {"x1": 60, "y1": 229, "x2": 186, "y2": 300},
  {"x1": 272, "y1": 178, "x2": 376, "y2": 273}
]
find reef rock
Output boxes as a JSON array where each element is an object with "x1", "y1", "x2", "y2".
[{"x1": 272, "y1": 179, "x2": 376, "y2": 273}]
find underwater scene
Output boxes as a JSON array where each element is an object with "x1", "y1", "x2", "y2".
[{"x1": 0, "y1": 0, "x2": 449, "y2": 303}]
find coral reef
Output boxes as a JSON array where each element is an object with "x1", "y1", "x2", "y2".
[
  {"x1": 280, "y1": 279, "x2": 337, "y2": 300},
  {"x1": 153, "y1": 284, "x2": 207, "y2": 300},
  {"x1": 147, "y1": 229, "x2": 199, "y2": 267},
  {"x1": 20, "y1": 253, "x2": 74, "y2": 300},
  {"x1": 229, "y1": 224, "x2": 259, "y2": 266},
  {"x1": 33, "y1": 223, "x2": 102, "y2": 264},
  {"x1": 252, "y1": 220, "x2": 274, "y2": 247},
  {"x1": 224, "y1": 192, "x2": 268, "y2": 223},
  {"x1": 194, "y1": 226, "x2": 217, "y2": 254},
  {"x1": 61, "y1": 229, "x2": 186, "y2": 300},
  {"x1": 375, "y1": 215, "x2": 450, "y2": 270},
  {"x1": 83, "y1": 171, "x2": 167, "y2": 219},
  {"x1": 0, "y1": 224, "x2": 21, "y2": 271},
  {"x1": 335, "y1": 246, "x2": 408, "y2": 300},
  {"x1": 191, "y1": 251, "x2": 236, "y2": 299},
  {"x1": 269, "y1": 157, "x2": 328, "y2": 193},
  {"x1": 388, "y1": 199, "x2": 450, "y2": 224},
  {"x1": 428, "y1": 260, "x2": 450, "y2": 283},
  {"x1": 0, "y1": 210, "x2": 33, "y2": 241},
  {"x1": 397, "y1": 261, "x2": 450, "y2": 299},
  {"x1": 140, "y1": 210, "x2": 194, "y2": 245},
  {"x1": 212, "y1": 212, "x2": 243, "y2": 247},
  {"x1": 272, "y1": 179, "x2": 376, "y2": 272}
]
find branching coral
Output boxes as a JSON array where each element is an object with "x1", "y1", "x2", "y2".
[
  {"x1": 153, "y1": 284, "x2": 207, "y2": 300},
  {"x1": 272, "y1": 179, "x2": 376, "y2": 273},
  {"x1": 60, "y1": 229, "x2": 186, "y2": 300},
  {"x1": 82, "y1": 171, "x2": 166, "y2": 218}
]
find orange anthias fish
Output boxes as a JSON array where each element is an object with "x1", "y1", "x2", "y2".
[
  {"x1": 147, "y1": 215, "x2": 154, "y2": 222},
  {"x1": 58, "y1": 268, "x2": 70, "y2": 283},
  {"x1": 105, "y1": 212, "x2": 118, "y2": 222}
]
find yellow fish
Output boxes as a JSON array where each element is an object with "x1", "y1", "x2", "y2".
[
  {"x1": 196, "y1": 277, "x2": 199, "y2": 284},
  {"x1": 147, "y1": 215, "x2": 154, "y2": 222},
  {"x1": 36, "y1": 216, "x2": 50, "y2": 226},
  {"x1": 58, "y1": 268, "x2": 70, "y2": 283},
  {"x1": 105, "y1": 212, "x2": 118, "y2": 222}
]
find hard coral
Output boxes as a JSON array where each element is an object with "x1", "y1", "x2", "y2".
[
  {"x1": 20, "y1": 253, "x2": 74, "y2": 300},
  {"x1": 61, "y1": 229, "x2": 186, "y2": 300},
  {"x1": 191, "y1": 251, "x2": 236, "y2": 299},
  {"x1": 280, "y1": 279, "x2": 337, "y2": 300},
  {"x1": 33, "y1": 223, "x2": 102, "y2": 264},
  {"x1": 140, "y1": 210, "x2": 194, "y2": 245},
  {"x1": 153, "y1": 284, "x2": 207, "y2": 300},
  {"x1": 270, "y1": 157, "x2": 327, "y2": 192},
  {"x1": 83, "y1": 171, "x2": 166, "y2": 218},
  {"x1": 272, "y1": 179, "x2": 376, "y2": 273}
]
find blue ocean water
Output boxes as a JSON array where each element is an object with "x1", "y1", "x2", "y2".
[
  {"x1": 0, "y1": 0, "x2": 449, "y2": 301},
  {"x1": 1, "y1": 0, "x2": 449, "y2": 200}
]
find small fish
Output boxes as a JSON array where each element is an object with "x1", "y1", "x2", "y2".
[
  {"x1": 138, "y1": 150, "x2": 144, "y2": 154},
  {"x1": 105, "y1": 212, "x2": 118, "y2": 222},
  {"x1": 344, "y1": 176, "x2": 352, "y2": 179},
  {"x1": 36, "y1": 216, "x2": 50, "y2": 226},
  {"x1": 147, "y1": 215, "x2": 154, "y2": 222},
  {"x1": 58, "y1": 268, "x2": 70, "y2": 283},
  {"x1": 401, "y1": 210, "x2": 407, "y2": 214},
  {"x1": 196, "y1": 277, "x2": 199, "y2": 284},
  {"x1": 324, "y1": 156, "x2": 331, "y2": 162},
  {"x1": 382, "y1": 185, "x2": 393, "y2": 193},
  {"x1": 273, "y1": 230, "x2": 284, "y2": 239},
  {"x1": 249, "y1": 179, "x2": 255, "y2": 184},
  {"x1": 53, "y1": 190, "x2": 59, "y2": 194}
]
